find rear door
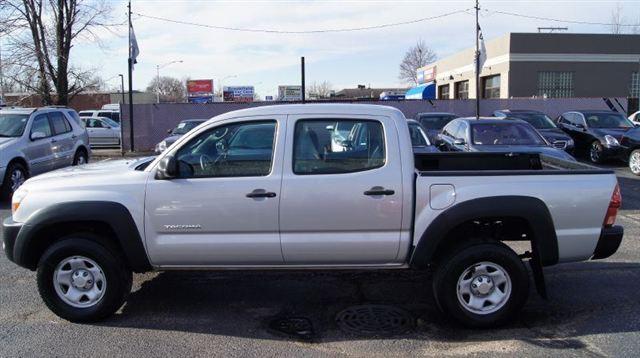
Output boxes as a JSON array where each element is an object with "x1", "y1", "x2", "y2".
[
  {"x1": 279, "y1": 115, "x2": 403, "y2": 265},
  {"x1": 85, "y1": 118, "x2": 110, "y2": 146},
  {"x1": 23, "y1": 114, "x2": 54, "y2": 175},
  {"x1": 48, "y1": 111, "x2": 75, "y2": 168}
]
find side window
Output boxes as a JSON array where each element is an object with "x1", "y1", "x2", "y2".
[
  {"x1": 442, "y1": 121, "x2": 459, "y2": 137},
  {"x1": 30, "y1": 114, "x2": 52, "y2": 138},
  {"x1": 175, "y1": 121, "x2": 276, "y2": 178},
  {"x1": 456, "y1": 122, "x2": 468, "y2": 140},
  {"x1": 49, "y1": 112, "x2": 71, "y2": 135},
  {"x1": 87, "y1": 118, "x2": 104, "y2": 128},
  {"x1": 293, "y1": 119, "x2": 385, "y2": 175}
]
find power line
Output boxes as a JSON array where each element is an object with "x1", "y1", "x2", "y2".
[
  {"x1": 132, "y1": 9, "x2": 470, "y2": 34},
  {"x1": 486, "y1": 9, "x2": 640, "y2": 27}
]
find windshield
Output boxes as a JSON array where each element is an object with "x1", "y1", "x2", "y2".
[
  {"x1": 0, "y1": 113, "x2": 29, "y2": 137},
  {"x1": 101, "y1": 117, "x2": 120, "y2": 127},
  {"x1": 510, "y1": 113, "x2": 556, "y2": 129},
  {"x1": 417, "y1": 115, "x2": 456, "y2": 130},
  {"x1": 471, "y1": 123, "x2": 547, "y2": 146},
  {"x1": 584, "y1": 112, "x2": 633, "y2": 129},
  {"x1": 173, "y1": 121, "x2": 203, "y2": 135},
  {"x1": 408, "y1": 123, "x2": 430, "y2": 146}
]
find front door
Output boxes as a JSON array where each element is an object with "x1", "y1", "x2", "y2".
[
  {"x1": 279, "y1": 115, "x2": 404, "y2": 265},
  {"x1": 144, "y1": 117, "x2": 286, "y2": 266},
  {"x1": 48, "y1": 111, "x2": 76, "y2": 168}
]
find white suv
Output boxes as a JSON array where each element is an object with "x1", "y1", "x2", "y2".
[{"x1": 0, "y1": 107, "x2": 91, "y2": 199}]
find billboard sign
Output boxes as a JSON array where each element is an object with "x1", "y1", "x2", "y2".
[
  {"x1": 278, "y1": 85, "x2": 302, "y2": 101},
  {"x1": 223, "y1": 86, "x2": 255, "y2": 102},
  {"x1": 188, "y1": 95, "x2": 213, "y2": 104},
  {"x1": 416, "y1": 65, "x2": 436, "y2": 84},
  {"x1": 187, "y1": 79, "x2": 214, "y2": 95}
]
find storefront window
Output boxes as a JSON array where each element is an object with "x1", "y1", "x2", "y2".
[
  {"x1": 455, "y1": 81, "x2": 469, "y2": 99},
  {"x1": 482, "y1": 75, "x2": 501, "y2": 99},
  {"x1": 438, "y1": 84, "x2": 450, "y2": 100}
]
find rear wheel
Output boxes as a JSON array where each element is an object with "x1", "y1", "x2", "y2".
[
  {"x1": 37, "y1": 237, "x2": 132, "y2": 322},
  {"x1": 1, "y1": 161, "x2": 28, "y2": 200},
  {"x1": 433, "y1": 242, "x2": 529, "y2": 328},
  {"x1": 630, "y1": 149, "x2": 640, "y2": 176},
  {"x1": 73, "y1": 148, "x2": 88, "y2": 165},
  {"x1": 589, "y1": 141, "x2": 604, "y2": 164}
]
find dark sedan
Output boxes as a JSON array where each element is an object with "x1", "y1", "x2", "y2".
[
  {"x1": 493, "y1": 109, "x2": 574, "y2": 153},
  {"x1": 621, "y1": 127, "x2": 640, "y2": 175},
  {"x1": 155, "y1": 119, "x2": 206, "y2": 153},
  {"x1": 556, "y1": 110, "x2": 635, "y2": 164},
  {"x1": 415, "y1": 112, "x2": 457, "y2": 144},
  {"x1": 436, "y1": 117, "x2": 576, "y2": 161},
  {"x1": 407, "y1": 119, "x2": 439, "y2": 154}
]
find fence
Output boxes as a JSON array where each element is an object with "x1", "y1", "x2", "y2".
[{"x1": 120, "y1": 97, "x2": 629, "y2": 151}]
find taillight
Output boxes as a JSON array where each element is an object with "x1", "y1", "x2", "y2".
[{"x1": 604, "y1": 184, "x2": 622, "y2": 227}]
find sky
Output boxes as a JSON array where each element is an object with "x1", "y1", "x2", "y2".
[{"x1": 70, "y1": 0, "x2": 640, "y2": 99}]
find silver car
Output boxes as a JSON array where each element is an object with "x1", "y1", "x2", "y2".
[
  {"x1": 0, "y1": 106, "x2": 91, "y2": 199},
  {"x1": 80, "y1": 116, "x2": 121, "y2": 148}
]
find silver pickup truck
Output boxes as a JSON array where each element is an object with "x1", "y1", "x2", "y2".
[{"x1": 2, "y1": 104, "x2": 624, "y2": 328}]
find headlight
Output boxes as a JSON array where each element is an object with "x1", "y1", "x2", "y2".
[
  {"x1": 567, "y1": 139, "x2": 574, "y2": 147},
  {"x1": 11, "y1": 188, "x2": 28, "y2": 215},
  {"x1": 157, "y1": 140, "x2": 167, "y2": 152},
  {"x1": 604, "y1": 135, "x2": 619, "y2": 147}
]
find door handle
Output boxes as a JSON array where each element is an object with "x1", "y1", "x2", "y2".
[
  {"x1": 364, "y1": 187, "x2": 395, "y2": 196},
  {"x1": 50, "y1": 138, "x2": 58, "y2": 143},
  {"x1": 246, "y1": 190, "x2": 277, "y2": 198}
]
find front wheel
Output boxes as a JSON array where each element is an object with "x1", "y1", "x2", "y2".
[
  {"x1": 630, "y1": 149, "x2": 640, "y2": 176},
  {"x1": 37, "y1": 237, "x2": 132, "y2": 322},
  {"x1": 589, "y1": 141, "x2": 605, "y2": 164},
  {"x1": 1, "y1": 162, "x2": 28, "y2": 200},
  {"x1": 433, "y1": 242, "x2": 529, "y2": 328}
]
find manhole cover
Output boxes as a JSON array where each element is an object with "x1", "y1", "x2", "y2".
[
  {"x1": 269, "y1": 317, "x2": 315, "y2": 340},
  {"x1": 335, "y1": 305, "x2": 414, "y2": 336}
]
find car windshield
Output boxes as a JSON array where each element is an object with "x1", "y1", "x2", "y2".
[
  {"x1": 417, "y1": 115, "x2": 456, "y2": 130},
  {"x1": 471, "y1": 123, "x2": 547, "y2": 146},
  {"x1": 408, "y1": 123, "x2": 430, "y2": 146},
  {"x1": 0, "y1": 113, "x2": 29, "y2": 137},
  {"x1": 584, "y1": 112, "x2": 633, "y2": 129},
  {"x1": 510, "y1": 113, "x2": 556, "y2": 129},
  {"x1": 173, "y1": 121, "x2": 203, "y2": 135}
]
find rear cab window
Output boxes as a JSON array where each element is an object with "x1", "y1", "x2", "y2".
[{"x1": 48, "y1": 111, "x2": 72, "y2": 135}]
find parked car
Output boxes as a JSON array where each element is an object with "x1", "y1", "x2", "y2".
[
  {"x1": 80, "y1": 116, "x2": 121, "y2": 148},
  {"x1": 0, "y1": 106, "x2": 90, "y2": 199},
  {"x1": 436, "y1": 117, "x2": 576, "y2": 161},
  {"x1": 155, "y1": 119, "x2": 206, "y2": 153},
  {"x1": 3, "y1": 104, "x2": 623, "y2": 328},
  {"x1": 407, "y1": 119, "x2": 439, "y2": 153},
  {"x1": 621, "y1": 127, "x2": 640, "y2": 175},
  {"x1": 556, "y1": 110, "x2": 635, "y2": 164},
  {"x1": 78, "y1": 109, "x2": 120, "y2": 124},
  {"x1": 415, "y1": 112, "x2": 458, "y2": 143},
  {"x1": 629, "y1": 111, "x2": 640, "y2": 125},
  {"x1": 493, "y1": 109, "x2": 574, "y2": 153}
]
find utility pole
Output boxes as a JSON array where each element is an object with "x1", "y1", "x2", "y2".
[
  {"x1": 156, "y1": 64, "x2": 160, "y2": 103},
  {"x1": 475, "y1": 0, "x2": 480, "y2": 119},
  {"x1": 119, "y1": 74, "x2": 125, "y2": 155},
  {"x1": 0, "y1": 38, "x2": 4, "y2": 105},
  {"x1": 127, "y1": 0, "x2": 135, "y2": 152},
  {"x1": 301, "y1": 56, "x2": 305, "y2": 103}
]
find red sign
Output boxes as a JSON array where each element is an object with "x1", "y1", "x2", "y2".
[{"x1": 187, "y1": 79, "x2": 213, "y2": 94}]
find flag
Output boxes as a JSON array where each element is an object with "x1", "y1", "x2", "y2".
[
  {"x1": 129, "y1": 23, "x2": 139, "y2": 69},
  {"x1": 475, "y1": 24, "x2": 487, "y2": 73}
]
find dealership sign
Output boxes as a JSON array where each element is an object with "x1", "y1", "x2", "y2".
[
  {"x1": 223, "y1": 86, "x2": 255, "y2": 102},
  {"x1": 416, "y1": 66, "x2": 436, "y2": 84},
  {"x1": 278, "y1": 85, "x2": 302, "y2": 101}
]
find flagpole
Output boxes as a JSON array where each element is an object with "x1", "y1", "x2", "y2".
[
  {"x1": 127, "y1": 0, "x2": 135, "y2": 152},
  {"x1": 475, "y1": 0, "x2": 480, "y2": 119}
]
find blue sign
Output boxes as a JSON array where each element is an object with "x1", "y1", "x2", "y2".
[{"x1": 188, "y1": 96, "x2": 213, "y2": 104}]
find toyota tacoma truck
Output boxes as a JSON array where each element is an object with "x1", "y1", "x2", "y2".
[{"x1": 2, "y1": 104, "x2": 624, "y2": 328}]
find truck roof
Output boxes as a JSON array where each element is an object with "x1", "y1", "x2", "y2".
[{"x1": 211, "y1": 103, "x2": 406, "y2": 123}]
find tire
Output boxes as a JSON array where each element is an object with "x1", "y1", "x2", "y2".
[
  {"x1": 73, "y1": 148, "x2": 88, "y2": 165},
  {"x1": 630, "y1": 149, "x2": 640, "y2": 176},
  {"x1": 589, "y1": 140, "x2": 604, "y2": 164},
  {"x1": 1, "y1": 161, "x2": 28, "y2": 200},
  {"x1": 37, "y1": 236, "x2": 132, "y2": 322},
  {"x1": 432, "y1": 242, "x2": 529, "y2": 328}
]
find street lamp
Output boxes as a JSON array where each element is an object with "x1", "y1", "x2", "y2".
[{"x1": 156, "y1": 60, "x2": 183, "y2": 103}]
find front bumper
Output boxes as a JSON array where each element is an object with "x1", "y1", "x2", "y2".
[
  {"x1": 591, "y1": 225, "x2": 623, "y2": 260},
  {"x1": 601, "y1": 145, "x2": 626, "y2": 160},
  {"x1": 2, "y1": 216, "x2": 22, "y2": 263}
]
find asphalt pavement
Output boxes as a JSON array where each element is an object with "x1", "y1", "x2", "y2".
[{"x1": 1, "y1": 161, "x2": 639, "y2": 357}]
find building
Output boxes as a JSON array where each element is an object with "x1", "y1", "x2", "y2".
[
  {"x1": 416, "y1": 33, "x2": 640, "y2": 100},
  {"x1": 334, "y1": 86, "x2": 408, "y2": 100}
]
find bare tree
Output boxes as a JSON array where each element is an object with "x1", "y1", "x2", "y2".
[
  {"x1": 399, "y1": 40, "x2": 437, "y2": 86},
  {"x1": 1, "y1": 0, "x2": 114, "y2": 105},
  {"x1": 610, "y1": 3, "x2": 624, "y2": 34},
  {"x1": 146, "y1": 76, "x2": 186, "y2": 103},
  {"x1": 307, "y1": 81, "x2": 333, "y2": 99}
]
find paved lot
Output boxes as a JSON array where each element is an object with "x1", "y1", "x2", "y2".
[{"x1": 1, "y1": 161, "x2": 639, "y2": 357}]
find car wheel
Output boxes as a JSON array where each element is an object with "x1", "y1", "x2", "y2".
[
  {"x1": 433, "y1": 242, "x2": 529, "y2": 328},
  {"x1": 1, "y1": 162, "x2": 28, "y2": 200},
  {"x1": 589, "y1": 141, "x2": 604, "y2": 164},
  {"x1": 37, "y1": 237, "x2": 132, "y2": 322},
  {"x1": 73, "y1": 148, "x2": 88, "y2": 165},
  {"x1": 630, "y1": 149, "x2": 640, "y2": 176}
]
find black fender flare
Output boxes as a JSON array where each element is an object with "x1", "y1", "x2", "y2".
[
  {"x1": 13, "y1": 201, "x2": 152, "y2": 272},
  {"x1": 409, "y1": 196, "x2": 559, "y2": 268}
]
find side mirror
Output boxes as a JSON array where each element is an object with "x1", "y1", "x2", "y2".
[
  {"x1": 30, "y1": 131, "x2": 46, "y2": 140},
  {"x1": 453, "y1": 138, "x2": 466, "y2": 146},
  {"x1": 155, "y1": 155, "x2": 178, "y2": 179},
  {"x1": 167, "y1": 129, "x2": 173, "y2": 134},
  {"x1": 575, "y1": 123, "x2": 586, "y2": 130}
]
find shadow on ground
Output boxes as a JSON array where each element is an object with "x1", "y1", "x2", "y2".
[{"x1": 98, "y1": 261, "x2": 640, "y2": 348}]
